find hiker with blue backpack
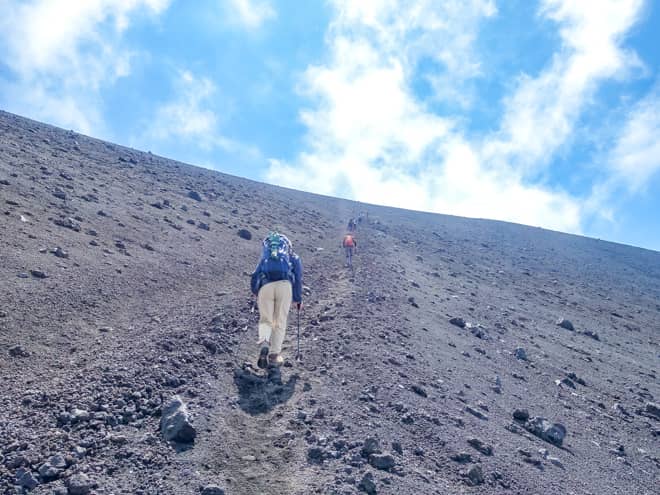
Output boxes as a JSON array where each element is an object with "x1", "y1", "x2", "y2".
[{"x1": 250, "y1": 232, "x2": 303, "y2": 368}]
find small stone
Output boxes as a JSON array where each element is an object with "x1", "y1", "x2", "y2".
[
  {"x1": 188, "y1": 190, "x2": 203, "y2": 201},
  {"x1": 467, "y1": 438, "x2": 493, "y2": 456},
  {"x1": 66, "y1": 473, "x2": 92, "y2": 495},
  {"x1": 201, "y1": 486, "x2": 225, "y2": 495},
  {"x1": 560, "y1": 377, "x2": 576, "y2": 389},
  {"x1": 450, "y1": 452, "x2": 472, "y2": 463},
  {"x1": 361, "y1": 437, "x2": 381, "y2": 458},
  {"x1": 581, "y1": 330, "x2": 600, "y2": 340},
  {"x1": 466, "y1": 465, "x2": 484, "y2": 486},
  {"x1": 53, "y1": 217, "x2": 81, "y2": 232},
  {"x1": 369, "y1": 453, "x2": 395, "y2": 470},
  {"x1": 30, "y1": 269, "x2": 48, "y2": 278},
  {"x1": 16, "y1": 468, "x2": 39, "y2": 490},
  {"x1": 514, "y1": 347, "x2": 527, "y2": 361},
  {"x1": 48, "y1": 454, "x2": 67, "y2": 469},
  {"x1": 51, "y1": 247, "x2": 69, "y2": 258},
  {"x1": 513, "y1": 408, "x2": 530, "y2": 421},
  {"x1": 307, "y1": 447, "x2": 327, "y2": 464},
  {"x1": 449, "y1": 317, "x2": 466, "y2": 328},
  {"x1": 644, "y1": 402, "x2": 660, "y2": 419},
  {"x1": 98, "y1": 326, "x2": 112, "y2": 333},
  {"x1": 198, "y1": 222, "x2": 210, "y2": 231},
  {"x1": 556, "y1": 318, "x2": 574, "y2": 331},
  {"x1": 38, "y1": 462, "x2": 59, "y2": 479},
  {"x1": 358, "y1": 472, "x2": 377, "y2": 494},
  {"x1": 237, "y1": 229, "x2": 252, "y2": 240},
  {"x1": 9, "y1": 345, "x2": 30, "y2": 357},
  {"x1": 71, "y1": 409, "x2": 90, "y2": 422},
  {"x1": 411, "y1": 384, "x2": 427, "y2": 397},
  {"x1": 525, "y1": 417, "x2": 566, "y2": 447},
  {"x1": 465, "y1": 405, "x2": 488, "y2": 420}
]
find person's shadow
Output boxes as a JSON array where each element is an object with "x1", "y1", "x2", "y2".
[{"x1": 233, "y1": 365, "x2": 298, "y2": 414}]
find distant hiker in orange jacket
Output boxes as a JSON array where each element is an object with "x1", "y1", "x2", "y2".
[
  {"x1": 250, "y1": 232, "x2": 303, "y2": 368},
  {"x1": 342, "y1": 233, "x2": 357, "y2": 268}
]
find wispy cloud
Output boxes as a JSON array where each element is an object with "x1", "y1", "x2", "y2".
[
  {"x1": 0, "y1": 0, "x2": 170, "y2": 133},
  {"x1": 267, "y1": 0, "x2": 647, "y2": 234},
  {"x1": 225, "y1": 0, "x2": 276, "y2": 30},
  {"x1": 607, "y1": 84, "x2": 660, "y2": 192},
  {"x1": 147, "y1": 71, "x2": 219, "y2": 143},
  {"x1": 142, "y1": 69, "x2": 262, "y2": 160}
]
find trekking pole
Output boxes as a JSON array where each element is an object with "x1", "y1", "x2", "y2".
[{"x1": 296, "y1": 305, "x2": 302, "y2": 361}]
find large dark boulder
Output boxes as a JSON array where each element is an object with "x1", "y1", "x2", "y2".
[{"x1": 160, "y1": 395, "x2": 197, "y2": 443}]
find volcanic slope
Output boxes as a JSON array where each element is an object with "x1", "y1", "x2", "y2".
[{"x1": 1, "y1": 110, "x2": 659, "y2": 495}]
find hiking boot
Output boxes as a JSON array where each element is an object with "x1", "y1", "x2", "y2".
[
  {"x1": 257, "y1": 345, "x2": 269, "y2": 369},
  {"x1": 268, "y1": 353, "x2": 284, "y2": 366}
]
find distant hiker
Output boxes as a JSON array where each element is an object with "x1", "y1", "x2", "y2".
[
  {"x1": 347, "y1": 218, "x2": 356, "y2": 232},
  {"x1": 251, "y1": 232, "x2": 303, "y2": 368},
  {"x1": 342, "y1": 233, "x2": 357, "y2": 268}
]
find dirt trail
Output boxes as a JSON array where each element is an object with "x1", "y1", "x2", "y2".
[{"x1": 180, "y1": 229, "x2": 360, "y2": 494}]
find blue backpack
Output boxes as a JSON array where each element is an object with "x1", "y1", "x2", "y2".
[{"x1": 259, "y1": 232, "x2": 292, "y2": 282}]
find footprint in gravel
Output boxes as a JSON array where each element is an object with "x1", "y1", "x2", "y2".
[{"x1": 233, "y1": 365, "x2": 298, "y2": 414}]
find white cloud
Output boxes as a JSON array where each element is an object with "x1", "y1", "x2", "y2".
[
  {"x1": 0, "y1": 0, "x2": 170, "y2": 133},
  {"x1": 485, "y1": 0, "x2": 646, "y2": 174},
  {"x1": 148, "y1": 71, "x2": 219, "y2": 143},
  {"x1": 608, "y1": 86, "x2": 660, "y2": 192},
  {"x1": 267, "y1": 0, "x2": 646, "y2": 234},
  {"x1": 588, "y1": 83, "x2": 660, "y2": 213},
  {"x1": 143, "y1": 69, "x2": 262, "y2": 160},
  {"x1": 225, "y1": 0, "x2": 276, "y2": 30}
]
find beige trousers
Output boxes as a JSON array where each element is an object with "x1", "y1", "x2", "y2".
[{"x1": 257, "y1": 280, "x2": 292, "y2": 354}]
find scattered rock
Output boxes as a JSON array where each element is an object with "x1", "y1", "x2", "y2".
[
  {"x1": 9, "y1": 345, "x2": 30, "y2": 357},
  {"x1": 53, "y1": 217, "x2": 81, "y2": 232},
  {"x1": 66, "y1": 473, "x2": 92, "y2": 495},
  {"x1": 514, "y1": 347, "x2": 527, "y2": 361},
  {"x1": 581, "y1": 330, "x2": 600, "y2": 340},
  {"x1": 188, "y1": 190, "x2": 203, "y2": 201},
  {"x1": 411, "y1": 384, "x2": 427, "y2": 398},
  {"x1": 369, "y1": 453, "x2": 395, "y2": 470},
  {"x1": 449, "y1": 317, "x2": 466, "y2": 328},
  {"x1": 465, "y1": 464, "x2": 484, "y2": 486},
  {"x1": 567, "y1": 372, "x2": 586, "y2": 386},
  {"x1": 307, "y1": 446, "x2": 328, "y2": 464},
  {"x1": 450, "y1": 452, "x2": 472, "y2": 463},
  {"x1": 237, "y1": 229, "x2": 252, "y2": 240},
  {"x1": 198, "y1": 222, "x2": 210, "y2": 231},
  {"x1": 38, "y1": 461, "x2": 60, "y2": 479},
  {"x1": 30, "y1": 269, "x2": 48, "y2": 279},
  {"x1": 160, "y1": 395, "x2": 197, "y2": 443},
  {"x1": 358, "y1": 472, "x2": 377, "y2": 494},
  {"x1": 15, "y1": 468, "x2": 39, "y2": 490},
  {"x1": 556, "y1": 318, "x2": 575, "y2": 331},
  {"x1": 513, "y1": 408, "x2": 530, "y2": 422},
  {"x1": 644, "y1": 402, "x2": 660, "y2": 420},
  {"x1": 525, "y1": 417, "x2": 566, "y2": 447},
  {"x1": 201, "y1": 486, "x2": 225, "y2": 495},
  {"x1": 467, "y1": 438, "x2": 493, "y2": 456},
  {"x1": 361, "y1": 437, "x2": 381, "y2": 458},
  {"x1": 51, "y1": 246, "x2": 69, "y2": 258},
  {"x1": 559, "y1": 377, "x2": 576, "y2": 389},
  {"x1": 465, "y1": 405, "x2": 488, "y2": 420}
]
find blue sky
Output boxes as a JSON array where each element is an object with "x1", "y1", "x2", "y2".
[{"x1": 1, "y1": 0, "x2": 659, "y2": 251}]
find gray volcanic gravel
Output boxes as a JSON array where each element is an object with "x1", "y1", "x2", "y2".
[{"x1": 1, "y1": 110, "x2": 659, "y2": 494}]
